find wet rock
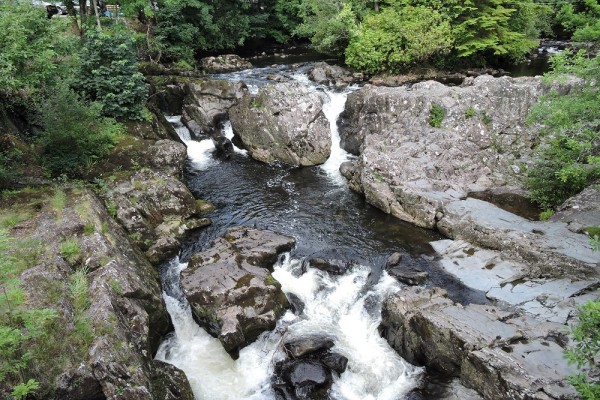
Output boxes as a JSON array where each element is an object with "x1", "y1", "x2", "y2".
[
  {"x1": 307, "y1": 257, "x2": 348, "y2": 275},
  {"x1": 180, "y1": 227, "x2": 295, "y2": 354},
  {"x1": 386, "y1": 266, "x2": 429, "y2": 286},
  {"x1": 431, "y1": 239, "x2": 598, "y2": 324},
  {"x1": 284, "y1": 335, "x2": 335, "y2": 358},
  {"x1": 200, "y1": 54, "x2": 252, "y2": 73},
  {"x1": 274, "y1": 359, "x2": 332, "y2": 400},
  {"x1": 211, "y1": 133, "x2": 234, "y2": 158},
  {"x1": 181, "y1": 79, "x2": 246, "y2": 137},
  {"x1": 382, "y1": 287, "x2": 580, "y2": 399},
  {"x1": 229, "y1": 81, "x2": 331, "y2": 166},
  {"x1": 308, "y1": 62, "x2": 363, "y2": 87},
  {"x1": 286, "y1": 292, "x2": 305, "y2": 315},
  {"x1": 386, "y1": 252, "x2": 403, "y2": 267},
  {"x1": 153, "y1": 84, "x2": 185, "y2": 115},
  {"x1": 321, "y1": 352, "x2": 348, "y2": 374}
]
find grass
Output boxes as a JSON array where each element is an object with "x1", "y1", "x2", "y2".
[
  {"x1": 59, "y1": 239, "x2": 81, "y2": 265},
  {"x1": 539, "y1": 209, "x2": 554, "y2": 221},
  {"x1": 50, "y1": 189, "x2": 66, "y2": 213},
  {"x1": 465, "y1": 106, "x2": 476, "y2": 119},
  {"x1": 0, "y1": 211, "x2": 31, "y2": 229}
]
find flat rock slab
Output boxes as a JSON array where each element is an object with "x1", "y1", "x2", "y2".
[
  {"x1": 382, "y1": 287, "x2": 580, "y2": 400},
  {"x1": 180, "y1": 226, "x2": 295, "y2": 354},
  {"x1": 432, "y1": 239, "x2": 598, "y2": 324}
]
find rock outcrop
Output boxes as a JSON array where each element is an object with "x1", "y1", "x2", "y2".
[
  {"x1": 229, "y1": 81, "x2": 331, "y2": 166},
  {"x1": 308, "y1": 62, "x2": 364, "y2": 88},
  {"x1": 382, "y1": 287, "x2": 580, "y2": 400},
  {"x1": 1, "y1": 187, "x2": 193, "y2": 399},
  {"x1": 180, "y1": 227, "x2": 295, "y2": 355},
  {"x1": 200, "y1": 54, "x2": 252, "y2": 74},
  {"x1": 338, "y1": 75, "x2": 599, "y2": 277},
  {"x1": 181, "y1": 79, "x2": 246, "y2": 138},
  {"x1": 102, "y1": 168, "x2": 210, "y2": 265}
]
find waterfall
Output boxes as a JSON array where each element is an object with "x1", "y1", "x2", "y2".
[
  {"x1": 166, "y1": 115, "x2": 217, "y2": 170},
  {"x1": 156, "y1": 256, "x2": 422, "y2": 400},
  {"x1": 320, "y1": 89, "x2": 353, "y2": 184}
]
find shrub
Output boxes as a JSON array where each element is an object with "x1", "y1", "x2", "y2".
[
  {"x1": 429, "y1": 104, "x2": 445, "y2": 128},
  {"x1": 73, "y1": 30, "x2": 148, "y2": 120},
  {"x1": 526, "y1": 52, "x2": 600, "y2": 209},
  {"x1": 565, "y1": 298, "x2": 600, "y2": 399},
  {"x1": 38, "y1": 83, "x2": 122, "y2": 177},
  {"x1": 345, "y1": 5, "x2": 452, "y2": 74}
]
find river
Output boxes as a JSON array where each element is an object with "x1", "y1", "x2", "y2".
[{"x1": 155, "y1": 63, "x2": 497, "y2": 400}]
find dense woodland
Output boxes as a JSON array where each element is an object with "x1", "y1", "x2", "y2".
[{"x1": 0, "y1": 0, "x2": 599, "y2": 398}]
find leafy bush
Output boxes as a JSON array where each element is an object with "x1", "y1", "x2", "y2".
[
  {"x1": 38, "y1": 84, "x2": 122, "y2": 177},
  {"x1": 527, "y1": 51, "x2": 600, "y2": 209},
  {"x1": 556, "y1": 0, "x2": 600, "y2": 42},
  {"x1": 565, "y1": 298, "x2": 600, "y2": 399},
  {"x1": 345, "y1": 5, "x2": 452, "y2": 74},
  {"x1": 0, "y1": 1, "x2": 78, "y2": 96},
  {"x1": 74, "y1": 30, "x2": 148, "y2": 120}
]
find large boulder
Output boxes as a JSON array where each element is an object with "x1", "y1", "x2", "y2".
[
  {"x1": 229, "y1": 81, "x2": 331, "y2": 166},
  {"x1": 180, "y1": 227, "x2": 295, "y2": 355},
  {"x1": 200, "y1": 54, "x2": 252, "y2": 74},
  {"x1": 551, "y1": 186, "x2": 600, "y2": 234},
  {"x1": 181, "y1": 79, "x2": 246, "y2": 137},
  {"x1": 381, "y1": 287, "x2": 580, "y2": 400},
  {"x1": 308, "y1": 62, "x2": 364, "y2": 88},
  {"x1": 102, "y1": 168, "x2": 210, "y2": 265}
]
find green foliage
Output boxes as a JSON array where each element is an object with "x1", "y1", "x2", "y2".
[
  {"x1": 345, "y1": 5, "x2": 453, "y2": 74},
  {"x1": 565, "y1": 298, "x2": 600, "y2": 399},
  {"x1": 0, "y1": 147, "x2": 22, "y2": 190},
  {"x1": 0, "y1": 1, "x2": 78, "y2": 95},
  {"x1": 0, "y1": 212, "x2": 30, "y2": 229},
  {"x1": 0, "y1": 229, "x2": 58, "y2": 396},
  {"x1": 527, "y1": 51, "x2": 600, "y2": 209},
  {"x1": 59, "y1": 239, "x2": 81, "y2": 265},
  {"x1": 465, "y1": 106, "x2": 476, "y2": 119},
  {"x1": 539, "y1": 209, "x2": 554, "y2": 221},
  {"x1": 556, "y1": 0, "x2": 600, "y2": 42},
  {"x1": 38, "y1": 84, "x2": 122, "y2": 178},
  {"x1": 74, "y1": 30, "x2": 148, "y2": 120},
  {"x1": 429, "y1": 104, "x2": 445, "y2": 128},
  {"x1": 295, "y1": 0, "x2": 354, "y2": 56}
]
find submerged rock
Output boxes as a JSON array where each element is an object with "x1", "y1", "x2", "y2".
[
  {"x1": 229, "y1": 81, "x2": 331, "y2": 166},
  {"x1": 180, "y1": 227, "x2": 295, "y2": 355}
]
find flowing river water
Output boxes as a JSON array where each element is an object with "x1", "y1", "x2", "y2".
[{"x1": 155, "y1": 64, "x2": 489, "y2": 400}]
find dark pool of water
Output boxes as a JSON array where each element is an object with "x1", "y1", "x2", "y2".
[
  {"x1": 468, "y1": 190, "x2": 542, "y2": 221},
  {"x1": 179, "y1": 152, "x2": 489, "y2": 305}
]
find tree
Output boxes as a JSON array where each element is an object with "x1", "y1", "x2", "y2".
[
  {"x1": 527, "y1": 51, "x2": 600, "y2": 209},
  {"x1": 556, "y1": 0, "x2": 600, "y2": 42},
  {"x1": 73, "y1": 31, "x2": 149, "y2": 120},
  {"x1": 345, "y1": 5, "x2": 453, "y2": 74}
]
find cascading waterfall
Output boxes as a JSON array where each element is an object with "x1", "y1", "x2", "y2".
[
  {"x1": 158, "y1": 66, "x2": 429, "y2": 400},
  {"x1": 320, "y1": 89, "x2": 354, "y2": 184},
  {"x1": 156, "y1": 256, "x2": 422, "y2": 400},
  {"x1": 166, "y1": 116, "x2": 217, "y2": 170}
]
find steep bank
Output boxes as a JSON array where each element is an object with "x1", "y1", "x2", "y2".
[{"x1": 0, "y1": 110, "x2": 203, "y2": 398}]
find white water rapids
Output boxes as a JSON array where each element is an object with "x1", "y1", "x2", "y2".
[
  {"x1": 158, "y1": 73, "x2": 422, "y2": 399},
  {"x1": 156, "y1": 256, "x2": 423, "y2": 400}
]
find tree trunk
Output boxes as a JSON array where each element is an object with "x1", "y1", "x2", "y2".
[
  {"x1": 374, "y1": 1, "x2": 379, "y2": 12},
  {"x1": 92, "y1": 0, "x2": 102, "y2": 30}
]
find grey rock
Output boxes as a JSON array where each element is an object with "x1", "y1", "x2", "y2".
[
  {"x1": 180, "y1": 227, "x2": 295, "y2": 354},
  {"x1": 147, "y1": 139, "x2": 187, "y2": 176},
  {"x1": 308, "y1": 257, "x2": 349, "y2": 275},
  {"x1": 229, "y1": 81, "x2": 331, "y2": 166},
  {"x1": 552, "y1": 186, "x2": 600, "y2": 233},
  {"x1": 200, "y1": 54, "x2": 252, "y2": 73},
  {"x1": 182, "y1": 79, "x2": 246, "y2": 137},
  {"x1": 381, "y1": 287, "x2": 580, "y2": 399},
  {"x1": 386, "y1": 265, "x2": 429, "y2": 286},
  {"x1": 283, "y1": 335, "x2": 335, "y2": 358},
  {"x1": 308, "y1": 62, "x2": 363, "y2": 88},
  {"x1": 321, "y1": 353, "x2": 348, "y2": 374}
]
